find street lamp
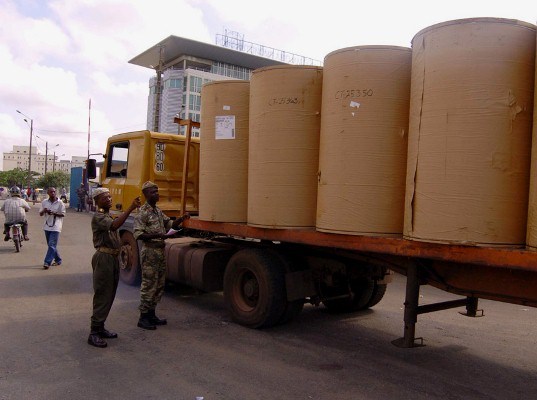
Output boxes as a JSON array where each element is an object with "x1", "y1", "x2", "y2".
[{"x1": 16, "y1": 110, "x2": 33, "y2": 186}]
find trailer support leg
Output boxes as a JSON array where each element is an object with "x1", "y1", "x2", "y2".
[
  {"x1": 392, "y1": 266, "x2": 485, "y2": 348},
  {"x1": 459, "y1": 296, "x2": 484, "y2": 317},
  {"x1": 392, "y1": 264, "x2": 424, "y2": 348}
]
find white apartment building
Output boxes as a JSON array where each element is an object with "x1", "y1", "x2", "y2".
[{"x1": 2, "y1": 145, "x2": 86, "y2": 175}]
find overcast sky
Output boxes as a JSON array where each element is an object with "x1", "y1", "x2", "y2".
[{"x1": 1, "y1": 0, "x2": 535, "y2": 168}]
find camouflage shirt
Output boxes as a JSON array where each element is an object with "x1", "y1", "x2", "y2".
[
  {"x1": 92, "y1": 211, "x2": 120, "y2": 249},
  {"x1": 133, "y1": 202, "x2": 172, "y2": 244}
]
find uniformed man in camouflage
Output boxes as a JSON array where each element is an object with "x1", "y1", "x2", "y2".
[
  {"x1": 134, "y1": 181, "x2": 190, "y2": 330},
  {"x1": 88, "y1": 188, "x2": 141, "y2": 348}
]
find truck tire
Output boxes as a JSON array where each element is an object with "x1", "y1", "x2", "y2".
[
  {"x1": 322, "y1": 277, "x2": 376, "y2": 313},
  {"x1": 119, "y1": 231, "x2": 141, "y2": 286},
  {"x1": 224, "y1": 249, "x2": 287, "y2": 329},
  {"x1": 278, "y1": 299, "x2": 304, "y2": 325},
  {"x1": 366, "y1": 282, "x2": 387, "y2": 308}
]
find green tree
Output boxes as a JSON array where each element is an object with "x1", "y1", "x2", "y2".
[
  {"x1": 34, "y1": 171, "x2": 70, "y2": 190},
  {"x1": 0, "y1": 168, "x2": 29, "y2": 188}
]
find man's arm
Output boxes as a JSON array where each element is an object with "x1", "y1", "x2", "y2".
[
  {"x1": 52, "y1": 202, "x2": 66, "y2": 218},
  {"x1": 110, "y1": 197, "x2": 141, "y2": 231},
  {"x1": 171, "y1": 212, "x2": 191, "y2": 230},
  {"x1": 136, "y1": 231, "x2": 167, "y2": 241}
]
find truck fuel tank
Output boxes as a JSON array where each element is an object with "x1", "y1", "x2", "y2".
[{"x1": 165, "y1": 238, "x2": 236, "y2": 292}]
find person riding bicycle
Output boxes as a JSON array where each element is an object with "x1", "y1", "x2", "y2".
[{"x1": 1, "y1": 186, "x2": 31, "y2": 241}]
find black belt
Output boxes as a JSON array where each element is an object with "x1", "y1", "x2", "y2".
[{"x1": 96, "y1": 247, "x2": 120, "y2": 255}]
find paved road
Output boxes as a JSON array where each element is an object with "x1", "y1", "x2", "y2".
[{"x1": 1, "y1": 200, "x2": 537, "y2": 400}]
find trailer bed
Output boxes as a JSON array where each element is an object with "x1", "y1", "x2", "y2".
[{"x1": 185, "y1": 218, "x2": 537, "y2": 308}]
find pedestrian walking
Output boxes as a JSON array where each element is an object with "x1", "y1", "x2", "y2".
[
  {"x1": 76, "y1": 183, "x2": 87, "y2": 212},
  {"x1": 87, "y1": 188, "x2": 141, "y2": 348},
  {"x1": 60, "y1": 187, "x2": 68, "y2": 203},
  {"x1": 134, "y1": 181, "x2": 190, "y2": 330},
  {"x1": 39, "y1": 187, "x2": 66, "y2": 269}
]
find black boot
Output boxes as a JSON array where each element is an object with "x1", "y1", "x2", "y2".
[
  {"x1": 148, "y1": 309, "x2": 167, "y2": 326},
  {"x1": 99, "y1": 328, "x2": 118, "y2": 339},
  {"x1": 137, "y1": 312, "x2": 156, "y2": 330},
  {"x1": 88, "y1": 332, "x2": 107, "y2": 348}
]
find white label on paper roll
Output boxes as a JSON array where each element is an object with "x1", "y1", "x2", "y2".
[
  {"x1": 223, "y1": 105, "x2": 231, "y2": 110},
  {"x1": 215, "y1": 115, "x2": 236, "y2": 140},
  {"x1": 350, "y1": 101, "x2": 361, "y2": 108}
]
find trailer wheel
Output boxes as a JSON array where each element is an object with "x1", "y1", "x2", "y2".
[
  {"x1": 366, "y1": 282, "x2": 387, "y2": 308},
  {"x1": 322, "y1": 277, "x2": 376, "y2": 313},
  {"x1": 119, "y1": 231, "x2": 141, "y2": 286},
  {"x1": 224, "y1": 249, "x2": 287, "y2": 329}
]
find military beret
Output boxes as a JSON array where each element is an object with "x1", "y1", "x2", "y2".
[
  {"x1": 142, "y1": 181, "x2": 158, "y2": 191},
  {"x1": 92, "y1": 187, "x2": 110, "y2": 200}
]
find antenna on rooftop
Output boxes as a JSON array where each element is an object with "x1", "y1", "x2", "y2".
[{"x1": 215, "y1": 28, "x2": 321, "y2": 66}]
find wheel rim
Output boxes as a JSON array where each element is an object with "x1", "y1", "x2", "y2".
[
  {"x1": 235, "y1": 269, "x2": 259, "y2": 310},
  {"x1": 119, "y1": 243, "x2": 132, "y2": 271}
]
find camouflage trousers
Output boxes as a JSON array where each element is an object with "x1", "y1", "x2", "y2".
[{"x1": 138, "y1": 247, "x2": 166, "y2": 313}]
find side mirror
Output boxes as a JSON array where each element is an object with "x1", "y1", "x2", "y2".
[{"x1": 87, "y1": 159, "x2": 97, "y2": 179}]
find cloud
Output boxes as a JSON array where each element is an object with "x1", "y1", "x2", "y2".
[
  {"x1": 1, "y1": 0, "x2": 535, "y2": 171},
  {"x1": 0, "y1": 1, "x2": 70, "y2": 65}
]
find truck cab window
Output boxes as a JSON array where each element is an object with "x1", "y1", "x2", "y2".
[{"x1": 106, "y1": 142, "x2": 129, "y2": 178}]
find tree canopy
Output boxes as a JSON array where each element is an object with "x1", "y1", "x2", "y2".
[
  {"x1": 34, "y1": 171, "x2": 70, "y2": 190},
  {"x1": 0, "y1": 168, "x2": 69, "y2": 191},
  {"x1": 0, "y1": 168, "x2": 29, "y2": 188}
]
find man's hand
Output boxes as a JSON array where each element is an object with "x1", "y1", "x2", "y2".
[
  {"x1": 130, "y1": 196, "x2": 142, "y2": 210},
  {"x1": 172, "y1": 212, "x2": 190, "y2": 229}
]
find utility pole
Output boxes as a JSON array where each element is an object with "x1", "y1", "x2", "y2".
[
  {"x1": 52, "y1": 145, "x2": 60, "y2": 172},
  {"x1": 16, "y1": 110, "x2": 33, "y2": 186},
  {"x1": 45, "y1": 142, "x2": 48, "y2": 175},
  {"x1": 152, "y1": 45, "x2": 165, "y2": 132}
]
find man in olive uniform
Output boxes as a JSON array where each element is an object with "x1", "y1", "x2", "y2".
[
  {"x1": 87, "y1": 188, "x2": 141, "y2": 348},
  {"x1": 76, "y1": 183, "x2": 87, "y2": 212},
  {"x1": 134, "y1": 181, "x2": 190, "y2": 330}
]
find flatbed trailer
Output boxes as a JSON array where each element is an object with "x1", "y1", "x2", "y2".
[
  {"x1": 96, "y1": 130, "x2": 537, "y2": 348},
  {"x1": 182, "y1": 218, "x2": 537, "y2": 347}
]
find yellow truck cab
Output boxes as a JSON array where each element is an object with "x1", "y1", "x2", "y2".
[
  {"x1": 98, "y1": 130, "x2": 200, "y2": 284},
  {"x1": 100, "y1": 130, "x2": 200, "y2": 218}
]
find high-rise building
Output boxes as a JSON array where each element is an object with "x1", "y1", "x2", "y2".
[{"x1": 129, "y1": 34, "x2": 318, "y2": 137}]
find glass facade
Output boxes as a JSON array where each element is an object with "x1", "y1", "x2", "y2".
[{"x1": 147, "y1": 56, "x2": 254, "y2": 138}]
